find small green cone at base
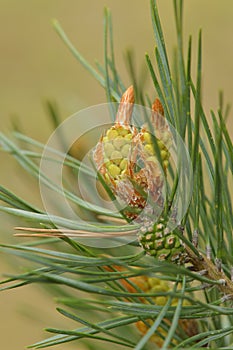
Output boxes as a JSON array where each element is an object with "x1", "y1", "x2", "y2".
[{"x1": 138, "y1": 217, "x2": 187, "y2": 264}]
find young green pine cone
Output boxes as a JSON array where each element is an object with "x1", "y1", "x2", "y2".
[{"x1": 138, "y1": 216, "x2": 187, "y2": 264}]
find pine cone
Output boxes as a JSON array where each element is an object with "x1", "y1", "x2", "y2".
[{"x1": 138, "y1": 216, "x2": 187, "y2": 264}]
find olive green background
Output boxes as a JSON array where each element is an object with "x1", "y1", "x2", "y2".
[{"x1": 0, "y1": 0, "x2": 233, "y2": 348}]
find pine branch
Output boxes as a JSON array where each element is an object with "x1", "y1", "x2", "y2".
[
  {"x1": 0, "y1": 0, "x2": 232, "y2": 349},
  {"x1": 185, "y1": 245, "x2": 233, "y2": 300}
]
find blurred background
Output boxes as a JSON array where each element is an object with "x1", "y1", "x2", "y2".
[{"x1": 0, "y1": 0, "x2": 233, "y2": 348}]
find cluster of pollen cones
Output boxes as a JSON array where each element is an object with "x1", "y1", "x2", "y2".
[
  {"x1": 93, "y1": 86, "x2": 187, "y2": 263},
  {"x1": 105, "y1": 264, "x2": 199, "y2": 347},
  {"x1": 93, "y1": 86, "x2": 172, "y2": 221}
]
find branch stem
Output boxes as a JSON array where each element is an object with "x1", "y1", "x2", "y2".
[{"x1": 186, "y1": 245, "x2": 233, "y2": 299}]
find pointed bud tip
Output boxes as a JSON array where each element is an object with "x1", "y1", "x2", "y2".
[
  {"x1": 152, "y1": 98, "x2": 164, "y2": 116},
  {"x1": 121, "y1": 85, "x2": 135, "y2": 104},
  {"x1": 115, "y1": 86, "x2": 135, "y2": 125}
]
